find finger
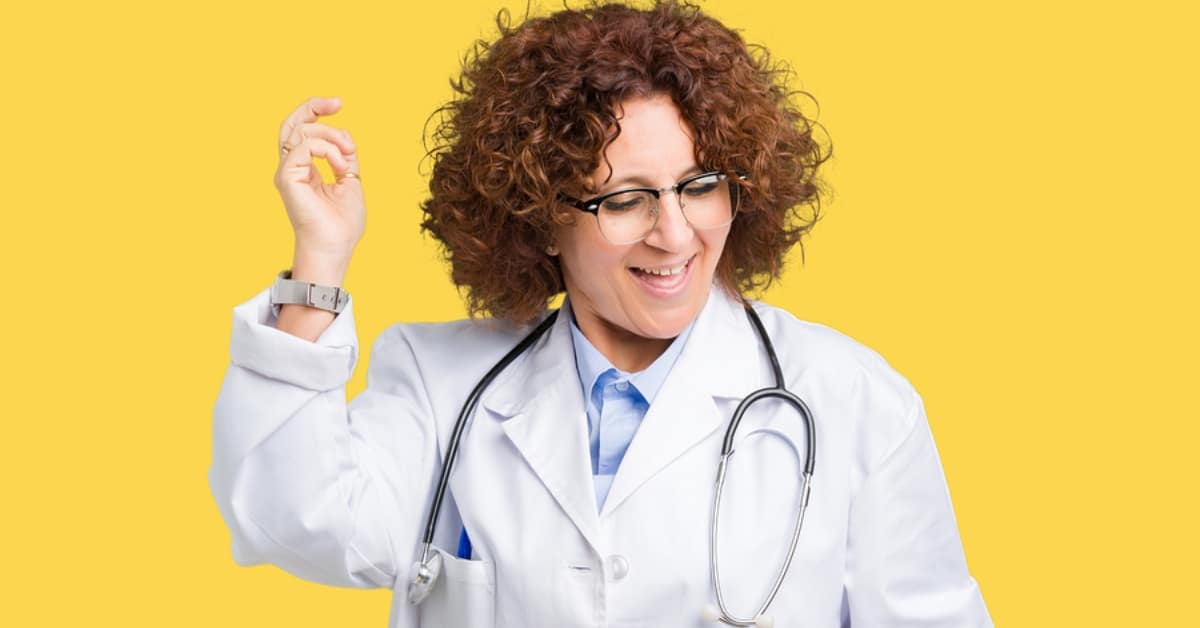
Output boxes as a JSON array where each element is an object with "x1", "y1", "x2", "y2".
[
  {"x1": 278, "y1": 96, "x2": 342, "y2": 147},
  {"x1": 335, "y1": 147, "x2": 362, "y2": 183},
  {"x1": 283, "y1": 122, "x2": 356, "y2": 157},
  {"x1": 277, "y1": 137, "x2": 350, "y2": 185},
  {"x1": 279, "y1": 96, "x2": 341, "y2": 145}
]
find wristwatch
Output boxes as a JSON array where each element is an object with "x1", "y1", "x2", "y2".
[{"x1": 270, "y1": 268, "x2": 349, "y2": 316}]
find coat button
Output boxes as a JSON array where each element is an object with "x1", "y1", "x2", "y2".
[{"x1": 607, "y1": 555, "x2": 630, "y2": 581}]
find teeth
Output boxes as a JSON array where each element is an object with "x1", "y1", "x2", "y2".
[{"x1": 635, "y1": 260, "x2": 689, "y2": 276}]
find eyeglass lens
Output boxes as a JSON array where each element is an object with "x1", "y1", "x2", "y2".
[{"x1": 596, "y1": 174, "x2": 736, "y2": 244}]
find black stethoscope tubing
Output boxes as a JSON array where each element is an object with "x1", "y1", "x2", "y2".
[
  {"x1": 419, "y1": 308, "x2": 561, "y2": 549},
  {"x1": 412, "y1": 302, "x2": 815, "y2": 626}
]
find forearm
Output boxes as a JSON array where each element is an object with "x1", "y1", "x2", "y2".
[{"x1": 275, "y1": 304, "x2": 337, "y2": 342}]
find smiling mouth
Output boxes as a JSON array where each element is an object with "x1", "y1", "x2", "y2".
[{"x1": 630, "y1": 256, "x2": 693, "y2": 276}]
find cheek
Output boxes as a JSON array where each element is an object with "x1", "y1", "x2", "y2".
[
  {"x1": 594, "y1": 252, "x2": 634, "y2": 293},
  {"x1": 558, "y1": 227, "x2": 627, "y2": 291},
  {"x1": 703, "y1": 229, "x2": 732, "y2": 265}
]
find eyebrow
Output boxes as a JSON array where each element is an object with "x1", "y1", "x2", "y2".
[{"x1": 598, "y1": 164, "x2": 703, "y2": 194}]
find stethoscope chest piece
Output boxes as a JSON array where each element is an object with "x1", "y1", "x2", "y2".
[{"x1": 407, "y1": 550, "x2": 443, "y2": 604}]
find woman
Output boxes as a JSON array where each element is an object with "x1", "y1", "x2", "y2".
[{"x1": 209, "y1": 2, "x2": 992, "y2": 626}]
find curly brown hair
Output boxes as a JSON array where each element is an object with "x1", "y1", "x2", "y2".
[{"x1": 420, "y1": 0, "x2": 830, "y2": 324}]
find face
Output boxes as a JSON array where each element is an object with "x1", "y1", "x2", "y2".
[{"x1": 554, "y1": 93, "x2": 732, "y2": 355}]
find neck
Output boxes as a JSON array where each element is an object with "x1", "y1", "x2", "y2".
[{"x1": 572, "y1": 310, "x2": 673, "y2": 373}]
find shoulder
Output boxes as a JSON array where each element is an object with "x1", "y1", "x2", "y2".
[
  {"x1": 375, "y1": 315, "x2": 530, "y2": 357},
  {"x1": 363, "y1": 313, "x2": 541, "y2": 398},
  {"x1": 744, "y1": 298, "x2": 924, "y2": 467},
  {"x1": 746, "y1": 299, "x2": 914, "y2": 392}
]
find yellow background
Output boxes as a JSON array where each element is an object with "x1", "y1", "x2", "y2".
[{"x1": 3, "y1": 0, "x2": 1196, "y2": 625}]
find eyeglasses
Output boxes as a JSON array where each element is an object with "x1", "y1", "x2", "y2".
[{"x1": 558, "y1": 171, "x2": 744, "y2": 245}]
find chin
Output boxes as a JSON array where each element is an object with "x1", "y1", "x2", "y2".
[
  {"x1": 627, "y1": 294, "x2": 708, "y2": 339},
  {"x1": 630, "y1": 316, "x2": 688, "y2": 340}
]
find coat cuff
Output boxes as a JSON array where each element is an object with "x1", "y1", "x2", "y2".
[{"x1": 228, "y1": 285, "x2": 359, "y2": 391}]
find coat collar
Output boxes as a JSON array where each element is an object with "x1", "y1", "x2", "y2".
[{"x1": 479, "y1": 285, "x2": 770, "y2": 551}]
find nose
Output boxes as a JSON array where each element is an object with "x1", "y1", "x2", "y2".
[{"x1": 642, "y1": 191, "x2": 694, "y2": 252}]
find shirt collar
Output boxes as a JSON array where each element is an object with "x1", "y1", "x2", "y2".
[{"x1": 564, "y1": 298, "x2": 696, "y2": 406}]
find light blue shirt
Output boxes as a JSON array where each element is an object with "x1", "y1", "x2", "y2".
[{"x1": 564, "y1": 300, "x2": 695, "y2": 510}]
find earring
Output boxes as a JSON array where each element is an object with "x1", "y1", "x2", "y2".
[{"x1": 546, "y1": 244, "x2": 559, "y2": 256}]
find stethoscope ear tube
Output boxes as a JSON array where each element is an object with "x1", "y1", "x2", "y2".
[
  {"x1": 710, "y1": 409, "x2": 815, "y2": 625},
  {"x1": 720, "y1": 387, "x2": 816, "y2": 475},
  {"x1": 727, "y1": 305, "x2": 816, "y2": 473},
  {"x1": 706, "y1": 305, "x2": 816, "y2": 625}
]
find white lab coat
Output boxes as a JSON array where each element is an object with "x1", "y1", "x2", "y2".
[{"x1": 209, "y1": 282, "x2": 992, "y2": 627}]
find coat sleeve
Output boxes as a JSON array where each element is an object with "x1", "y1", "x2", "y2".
[
  {"x1": 843, "y1": 391, "x2": 994, "y2": 627},
  {"x1": 207, "y1": 285, "x2": 439, "y2": 590}
]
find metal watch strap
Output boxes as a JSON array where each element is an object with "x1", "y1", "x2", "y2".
[{"x1": 270, "y1": 269, "x2": 349, "y2": 314}]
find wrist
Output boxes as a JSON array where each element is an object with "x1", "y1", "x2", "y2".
[
  {"x1": 290, "y1": 255, "x2": 349, "y2": 287},
  {"x1": 271, "y1": 267, "x2": 350, "y2": 319}
]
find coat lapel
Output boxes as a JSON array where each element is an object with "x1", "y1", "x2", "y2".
[
  {"x1": 475, "y1": 286, "x2": 772, "y2": 548},
  {"x1": 600, "y1": 286, "x2": 770, "y2": 518},
  {"x1": 480, "y1": 308, "x2": 603, "y2": 555}
]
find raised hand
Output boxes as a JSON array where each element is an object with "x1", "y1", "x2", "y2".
[{"x1": 274, "y1": 96, "x2": 364, "y2": 284}]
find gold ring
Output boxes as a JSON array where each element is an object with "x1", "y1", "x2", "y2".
[
  {"x1": 337, "y1": 171, "x2": 361, "y2": 182},
  {"x1": 280, "y1": 142, "x2": 296, "y2": 156}
]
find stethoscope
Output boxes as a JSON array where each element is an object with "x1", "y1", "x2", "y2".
[{"x1": 406, "y1": 303, "x2": 816, "y2": 627}]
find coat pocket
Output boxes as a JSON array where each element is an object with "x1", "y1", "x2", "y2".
[{"x1": 416, "y1": 546, "x2": 496, "y2": 628}]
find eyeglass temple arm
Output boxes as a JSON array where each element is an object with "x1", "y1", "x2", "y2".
[{"x1": 555, "y1": 192, "x2": 598, "y2": 214}]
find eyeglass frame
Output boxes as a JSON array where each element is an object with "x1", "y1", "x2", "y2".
[{"x1": 557, "y1": 170, "x2": 748, "y2": 244}]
